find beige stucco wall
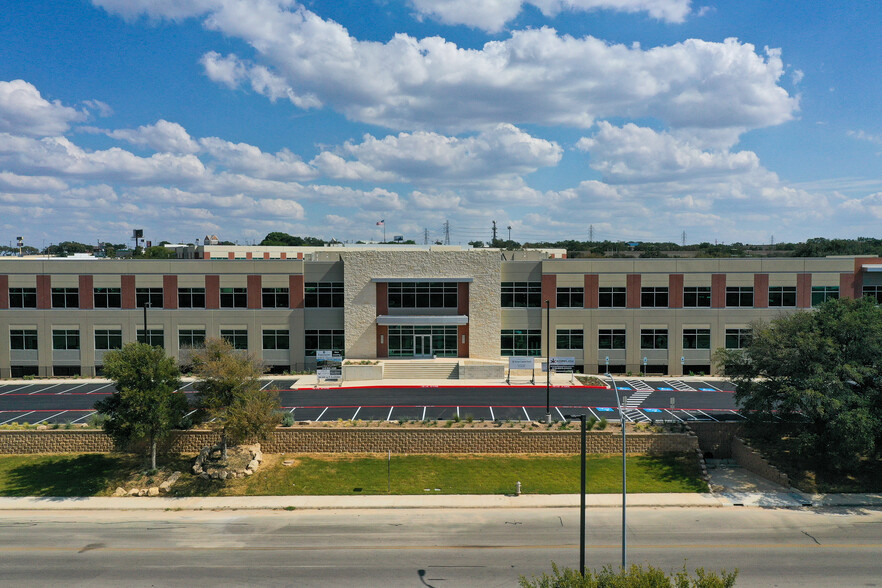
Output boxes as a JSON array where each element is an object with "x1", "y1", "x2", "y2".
[{"x1": 342, "y1": 250, "x2": 501, "y2": 359}]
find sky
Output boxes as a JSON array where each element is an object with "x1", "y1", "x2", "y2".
[{"x1": 0, "y1": 0, "x2": 881, "y2": 248}]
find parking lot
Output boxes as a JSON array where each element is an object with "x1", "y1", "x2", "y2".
[{"x1": 0, "y1": 378, "x2": 742, "y2": 425}]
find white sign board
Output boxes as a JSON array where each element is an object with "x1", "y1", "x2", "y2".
[
  {"x1": 508, "y1": 356, "x2": 534, "y2": 370},
  {"x1": 317, "y1": 369, "x2": 332, "y2": 379},
  {"x1": 550, "y1": 357, "x2": 576, "y2": 367},
  {"x1": 316, "y1": 350, "x2": 334, "y2": 360}
]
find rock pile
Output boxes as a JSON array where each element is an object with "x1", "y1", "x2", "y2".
[
  {"x1": 192, "y1": 442, "x2": 263, "y2": 479},
  {"x1": 112, "y1": 471, "x2": 181, "y2": 497}
]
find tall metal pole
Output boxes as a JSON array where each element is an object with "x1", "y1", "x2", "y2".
[
  {"x1": 609, "y1": 374, "x2": 627, "y2": 569},
  {"x1": 564, "y1": 413, "x2": 586, "y2": 575},
  {"x1": 545, "y1": 299, "x2": 551, "y2": 424}
]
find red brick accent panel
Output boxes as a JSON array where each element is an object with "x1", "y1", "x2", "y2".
[
  {"x1": 246, "y1": 252, "x2": 252, "y2": 260},
  {"x1": 202, "y1": 251, "x2": 210, "y2": 260},
  {"x1": 541, "y1": 274, "x2": 557, "y2": 308},
  {"x1": 297, "y1": 252, "x2": 303, "y2": 259},
  {"x1": 280, "y1": 252, "x2": 287, "y2": 260},
  {"x1": 584, "y1": 274, "x2": 599, "y2": 308},
  {"x1": 840, "y1": 272, "x2": 856, "y2": 299},
  {"x1": 121, "y1": 275, "x2": 136, "y2": 309},
  {"x1": 457, "y1": 282, "x2": 469, "y2": 315},
  {"x1": 753, "y1": 274, "x2": 769, "y2": 308},
  {"x1": 458, "y1": 324, "x2": 469, "y2": 358},
  {"x1": 626, "y1": 274, "x2": 641, "y2": 308},
  {"x1": 668, "y1": 274, "x2": 683, "y2": 308},
  {"x1": 205, "y1": 275, "x2": 220, "y2": 309},
  {"x1": 853, "y1": 257, "x2": 882, "y2": 298},
  {"x1": 289, "y1": 275, "x2": 304, "y2": 309},
  {"x1": 0, "y1": 275, "x2": 8, "y2": 309},
  {"x1": 78, "y1": 275, "x2": 93, "y2": 309},
  {"x1": 796, "y1": 273, "x2": 812, "y2": 308},
  {"x1": 263, "y1": 252, "x2": 270, "y2": 260},
  {"x1": 163, "y1": 275, "x2": 178, "y2": 309},
  {"x1": 376, "y1": 325, "x2": 389, "y2": 357},
  {"x1": 376, "y1": 282, "x2": 388, "y2": 315},
  {"x1": 711, "y1": 274, "x2": 726, "y2": 308},
  {"x1": 247, "y1": 275, "x2": 262, "y2": 309},
  {"x1": 36, "y1": 274, "x2": 51, "y2": 309}
]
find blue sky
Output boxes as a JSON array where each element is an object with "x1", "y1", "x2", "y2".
[{"x1": 1, "y1": 0, "x2": 880, "y2": 247}]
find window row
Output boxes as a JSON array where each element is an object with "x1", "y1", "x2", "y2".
[
  {"x1": 387, "y1": 282, "x2": 457, "y2": 309},
  {"x1": 498, "y1": 328, "x2": 753, "y2": 354},
  {"x1": 6, "y1": 285, "x2": 346, "y2": 309},
  {"x1": 541, "y1": 285, "x2": 847, "y2": 308},
  {"x1": 10, "y1": 329, "x2": 297, "y2": 351}
]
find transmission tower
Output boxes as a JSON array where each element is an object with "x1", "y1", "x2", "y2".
[
  {"x1": 681, "y1": 231, "x2": 686, "y2": 247},
  {"x1": 424, "y1": 228, "x2": 429, "y2": 245},
  {"x1": 589, "y1": 225, "x2": 594, "y2": 242},
  {"x1": 491, "y1": 220, "x2": 498, "y2": 243},
  {"x1": 443, "y1": 220, "x2": 450, "y2": 245}
]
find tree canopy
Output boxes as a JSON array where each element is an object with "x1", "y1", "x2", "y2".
[
  {"x1": 94, "y1": 343, "x2": 189, "y2": 470},
  {"x1": 715, "y1": 297, "x2": 882, "y2": 470},
  {"x1": 191, "y1": 338, "x2": 280, "y2": 457},
  {"x1": 259, "y1": 232, "x2": 326, "y2": 247}
]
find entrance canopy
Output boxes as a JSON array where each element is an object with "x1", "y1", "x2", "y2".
[{"x1": 376, "y1": 315, "x2": 469, "y2": 326}]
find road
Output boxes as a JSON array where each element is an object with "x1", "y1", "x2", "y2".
[
  {"x1": 0, "y1": 378, "x2": 741, "y2": 425},
  {"x1": 0, "y1": 506, "x2": 879, "y2": 587}
]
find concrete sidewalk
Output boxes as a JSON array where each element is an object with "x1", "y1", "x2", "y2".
[{"x1": 0, "y1": 492, "x2": 879, "y2": 511}]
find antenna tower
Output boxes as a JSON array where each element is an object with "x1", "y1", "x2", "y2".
[
  {"x1": 491, "y1": 220, "x2": 498, "y2": 243},
  {"x1": 443, "y1": 220, "x2": 450, "y2": 245}
]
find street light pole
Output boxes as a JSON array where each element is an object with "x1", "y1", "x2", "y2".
[
  {"x1": 564, "y1": 413, "x2": 586, "y2": 576},
  {"x1": 608, "y1": 374, "x2": 627, "y2": 570},
  {"x1": 545, "y1": 298, "x2": 552, "y2": 424}
]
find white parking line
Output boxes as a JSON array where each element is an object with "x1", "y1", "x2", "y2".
[
  {"x1": 30, "y1": 384, "x2": 61, "y2": 395},
  {"x1": 663, "y1": 409, "x2": 684, "y2": 422},
  {"x1": 385, "y1": 407, "x2": 394, "y2": 421},
  {"x1": 522, "y1": 407, "x2": 530, "y2": 421},
  {"x1": 456, "y1": 406, "x2": 460, "y2": 419},
  {"x1": 728, "y1": 409, "x2": 747, "y2": 419},
  {"x1": 0, "y1": 384, "x2": 33, "y2": 395},
  {"x1": 184, "y1": 410, "x2": 197, "y2": 418},
  {"x1": 41, "y1": 411, "x2": 68, "y2": 422},
  {"x1": 587, "y1": 407, "x2": 600, "y2": 420},
  {"x1": 260, "y1": 381, "x2": 272, "y2": 391},
  {"x1": 351, "y1": 407, "x2": 361, "y2": 420},
  {"x1": 87, "y1": 383, "x2": 115, "y2": 395},
  {"x1": 288, "y1": 407, "x2": 296, "y2": 414},
  {"x1": 70, "y1": 411, "x2": 95, "y2": 424},
  {"x1": 421, "y1": 406, "x2": 427, "y2": 421},
  {"x1": 57, "y1": 383, "x2": 88, "y2": 395},
  {"x1": 0, "y1": 412, "x2": 34, "y2": 425},
  {"x1": 695, "y1": 409, "x2": 719, "y2": 422},
  {"x1": 488, "y1": 406, "x2": 495, "y2": 421},
  {"x1": 316, "y1": 407, "x2": 329, "y2": 422},
  {"x1": 698, "y1": 381, "x2": 723, "y2": 391},
  {"x1": 555, "y1": 407, "x2": 566, "y2": 421}
]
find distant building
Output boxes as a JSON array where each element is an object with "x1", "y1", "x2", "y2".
[{"x1": 203, "y1": 235, "x2": 220, "y2": 246}]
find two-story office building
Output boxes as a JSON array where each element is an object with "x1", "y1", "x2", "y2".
[{"x1": 1, "y1": 244, "x2": 880, "y2": 378}]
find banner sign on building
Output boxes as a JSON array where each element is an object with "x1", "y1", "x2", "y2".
[{"x1": 508, "y1": 356, "x2": 535, "y2": 370}]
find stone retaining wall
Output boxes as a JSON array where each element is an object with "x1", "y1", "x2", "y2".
[
  {"x1": 731, "y1": 436, "x2": 790, "y2": 488},
  {"x1": 687, "y1": 422, "x2": 744, "y2": 459},
  {"x1": 0, "y1": 428, "x2": 698, "y2": 455}
]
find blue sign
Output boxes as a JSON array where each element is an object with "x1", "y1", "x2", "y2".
[
  {"x1": 596, "y1": 407, "x2": 614, "y2": 412},
  {"x1": 645, "y1": 408, "x2": 662, "y2": 413},
  {"x1": 618, "y1": 387, "x2": 632, "y2": 391},
  {"x1": 699, "y1": 388, "x2": 715, "y2": 391},
  {"x1": 658, "y1": 387, "x2": 673, "y2": 391}
]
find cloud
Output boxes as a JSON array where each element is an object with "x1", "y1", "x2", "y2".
[
  {"x1": 200, "y1": 51, "x2": 321, "y2": 109},
  {"x1": 0, "y1": 171, "x2": 68, "y2": 193},
  {"x1": 410, "y1": 0, "x2": 692, "y2": 32},
  {"x1": 0, "y1": 80, "x2": 87, "y2": 137},
  {"x1": 847, "y1": 129, "x2": 882, "y2": 147},
  {"x1": 95, "y1": 1, "x2": 796, "y2": 138},
  {"x1": 200, "y1": 137, "x2": 317, "y2": 179},
  {"x1": 107, "y1": 119, "x2": 201, "y2": 153},
  {"x1": 840, "y1": 192, "x2": 882, "y2": 219}
]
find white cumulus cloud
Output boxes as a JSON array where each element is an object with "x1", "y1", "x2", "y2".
[
  {"x1": 0, "y1": 80, "x2": 87, "y2": 137},
  {"x1": 107, "y1": 119, "x2": 201, "y2": 153}
]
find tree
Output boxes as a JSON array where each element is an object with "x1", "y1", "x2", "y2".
[
  {"x1": 191, "y1": 338, "x2": 281, "y2": 458},
  {"x1": 715, "y1": 297, "x2": 882, "y2": 470},
  {"x1": 94, "y1": 343, "x2": 189, "y2": 470}
]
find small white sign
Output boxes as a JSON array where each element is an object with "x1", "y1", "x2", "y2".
[
  {"x1": 317, "y1": 369, "x2": 332, "y2": 379},
  {"x1": 550, "y1": 357, "x2": 576, "y2": 367},
  {"x1": 316, "y1": 350, "x2": 334, "y2": 360},
  {"x1": 508, "y1": 356, "x2": 534, "y2": 370}
]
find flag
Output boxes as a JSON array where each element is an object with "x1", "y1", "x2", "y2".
[{"x1": 376, "y1": 220, "x2": 385, "y2": 225}]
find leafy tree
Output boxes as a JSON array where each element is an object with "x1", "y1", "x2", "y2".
[
  {"x1": 94, "y1": 343, "x2": 189, "y2": 470},
  {"x1": 715, "y1": 297, "x2": 882, "y2": 470},
  {"x1": 259, "y1": 231, "x2": 326, "y2": 247},
  {"x1": 191, "y1": 338, "x2": 281, "y2": 458}
]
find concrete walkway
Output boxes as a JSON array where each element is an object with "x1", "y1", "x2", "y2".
[{"x1": 0, "y1": 491, "x2": 880, "y2": 511}]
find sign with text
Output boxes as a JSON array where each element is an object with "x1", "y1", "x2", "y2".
[
  {"x1": 550, "y1": 357, "x2": 576, "y2": 368},
  {"x1": 508, "y1": 356, "x2": 535, "y2": 370}
]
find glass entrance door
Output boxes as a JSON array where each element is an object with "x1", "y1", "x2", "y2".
[{"x1": 413, "y1": 335, "x2": 432, "y2": 357}]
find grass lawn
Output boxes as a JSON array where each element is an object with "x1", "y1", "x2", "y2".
[{"x1": 0, "y1": 452, "x2": 707, "y2": 497}]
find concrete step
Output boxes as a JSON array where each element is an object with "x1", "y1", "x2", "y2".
[{"x1": 382, "y1": 361, "x2": 459, "y2": 380}]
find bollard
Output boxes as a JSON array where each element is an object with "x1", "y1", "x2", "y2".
[{"x1": 516, "y1": 481, "x2": 521, "y2": 496}]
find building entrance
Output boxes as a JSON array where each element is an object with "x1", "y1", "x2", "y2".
[
  {"x1": 388, "y1": 325, "x2": 458, "y2": 357},
  {"x1": 414, "y1": 335, "x2": 432, "y2": 357}
]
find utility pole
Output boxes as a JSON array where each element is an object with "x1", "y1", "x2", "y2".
[
  {"x1": 491, "y1": 220, "x2": 498, "y2": 244},
  {"x1": 589, "y1": 225, "x2": 594, "y2": 242},
  {"x1": 443, "y1": 220, "x2": 450, "y2": 245},
  {"x1": 423, "y1": 228, "x2": 428, "y2": 245},
  {"x1": 681, "y1": 231, "x2": 686, "y2": 247}
]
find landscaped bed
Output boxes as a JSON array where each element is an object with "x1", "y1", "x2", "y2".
[{"x1": 0, "y1": 452, "x2": 707, "y2": 497}]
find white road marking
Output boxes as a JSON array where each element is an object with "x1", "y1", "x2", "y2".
[
  {"x1": 0, "y1": 412, "x2": 34, "y2": 425},
  {"x1": 586, "y1": 407, "x2": 600, "y2": 421},
  {"x1": 663, "y1": 409, "x2": 684, "y2": 422},
  {"x1": 316, "y1": 407, "x2": 329, "y2": 422},
  {"x1": 70, "y1": 411, "x2": 95, "y2": 424},
  {"x1": 30, "y1": 384, "x2": 61, "y2": 395},
  {"x1": 260, "y1": 381, "x2": 273, "y2": 391},
  {"x1": 623, "y1": 379, "x2": 654, "y2": 392},
  {"x1": 664, "y1": 380, "x2": 696, "y2": 392},
  {"x1": 698, "y1": 380, "x2": 723, "y2": 391},
  {"x1": 728, "y1": 409, "x2": 747, "y2": 419},
  {"x1": 555, "y1": 407, "x2": 566, "y2": 421},
  {"x1": 351, "y1": 407, "x2": 361, "y2": 420},
  {"x1": 385, "y1": 407, "x2": 394, "y2": 421},
  {"x1": 184, "y1": 410, "x2": 197, "y2": 418},
  {"x1": 288, "y1": 408, "x2": 296, "y2": 414},
  {"x1": 41, "y1": 411, "x2": 68, "y2": 422},
  {"x1": 696, "y1": 409, "x2": 719, "y2": 422},
  {"x1": 57, "y1": 383, "x2": 88, "y2": 395},
  {"x1": 86, "y1": 383, "x2": 114, "y2": 395},
  {"x1": 456, "y1": 406, "x2": 460, "y2": 419},
  {"x1": 488, "y1": 406, "x2": 495, "y2": 421},
  {"x1": 522, "y1": 407, "x2": 530, "y2": 421},
  {"x1": 421, "y1": 406, "x2": 427, "y2": 421},
  {"x1": 0, "y1": 384, "x2": 33, "y2": 395}
]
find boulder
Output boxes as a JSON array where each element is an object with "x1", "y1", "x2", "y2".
[
  {"x1": 166, "y1": 471, "x2": 182, "y2": 485},
  {"x1": 253, "y1": 451, "x2": 263, "y2": 463},
  {"x1": 192, "y1": 464, "x2": 203, "y2": 474},
  {"x1": 147, "y1": 487, "x2": 160, "y2": 497},
  {"x1": 127, "y1": 488, "x2": 140, "y2": 497},
  {"x1": 244, "y1": 469, "x2": 253, "y2": 476},
  {"x1": 159, "y1": 481, "x2": 171, "y2": 493},
  {"x1": 247, "y1": 459, "x2": 259, "y2": 471},
  {"x1": 113, "y1": 487, "x2": 127, "y2": 497}
]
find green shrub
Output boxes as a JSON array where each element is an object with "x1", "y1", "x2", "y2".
[
  {"x1": 586, "y1": 416, "x2": 597, "y2": 430},
  {"x1": 597, "y1": 418, "x2": 608, "y2": 430},
  {"x1": 519, "y1": 562, "x2": 738, "y2": 588},
  {"x1": 453, "y1": 414, "x2": 462, "y2": 423},
  {"x1": 281, "y1": 414, "x2": 295, "y2": 427},
  {"x1": 465, "y1": 413, "x2": 474, "y2": 423}
]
